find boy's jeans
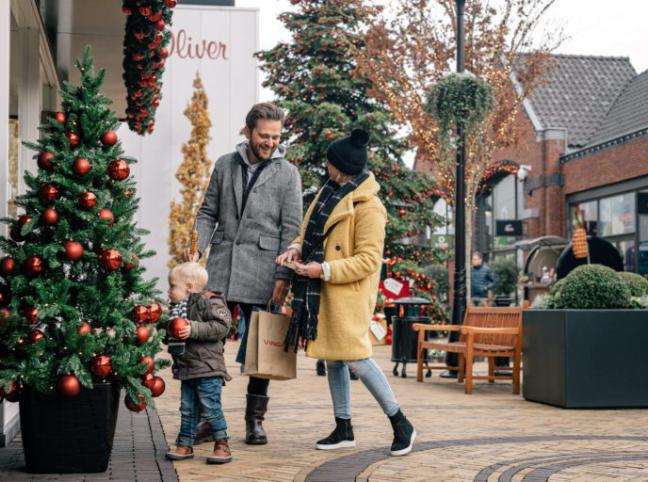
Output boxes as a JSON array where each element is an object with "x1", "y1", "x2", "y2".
[
  {"x1": 326, "y1": 358, "x2": 400, "y2": 420},
  {"x1": 177, "y1": 377, "x2": 228, "y2": 447}
]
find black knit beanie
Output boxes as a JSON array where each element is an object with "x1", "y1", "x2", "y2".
[{"x1": 326, "y1": 128, "x2": 369, "y2": 175}]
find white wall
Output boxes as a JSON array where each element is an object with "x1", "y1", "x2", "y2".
[{"x1": 117, "y1": 6, "x2": 259, "y2": 292}]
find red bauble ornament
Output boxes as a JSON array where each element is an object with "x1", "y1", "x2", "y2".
[
  {"x1": 149, "y1": 11, "x2": 162, "y2": 22},
  {"x1": 73, "y1": 157, "x2": 92, "y2": 176},
  {"x1": 101, "y1": 131, "x2": 118, "y2": 146},
  {"x1": 0, "y1": 256, "x2": 15, "y2": 276},
  {"x1": 0, "y1": 286, "x2": 9, "y2": 306},
  {"x1": 143, "y1": 372, "x2": 155, "y2": 389},
  {"x1": 398, "y1": 209, "x2": 406, "y2": 218},
  {"x1": 122, "y1": 6, "x2": 132, "y2": 14},
  {"x1": 134, "y1": 31, "x2": 146, "y2": 41},
  {"x1": 150, "y1": 377, "x2": 165, "y2": 397},
  {"x1": 132, "y1": 305, "x2": 150, "y2": 324},
  {"x1": 0, "y1": 307, "x2": 10, "y2": 321},
  {"x1": 79, "y1": 192, "x2": 97, "y2": 209},
  {"x1": 41, "y1": 207, "x2": 59, "y2": 226},
  {"x1": 78, "y1": 321, "x2": 92, "y2": 336},
  {"x1": 28, "y1": 330, "x2": 45, "y2": 344},
  {"x1": 140, "y1": 355, "x2": 155, "y2": 375},
  {"x1": 108, "y1": 160, "x2": 130, "y2": 181},
  {"x1": 63, "y1": 241, "x2": 84, "y2": 261},
  {"x1": 98, "y1": 208, "x2": 115, "y2": 225},
  {"x1": 169, "y1": 318, "x2": 189, "y2": 339},
  {"x1": 57, "y1": 374, "x2": 81, "y2": 397},
  {"x1": 125, "y1": 394, "x2": 146, "y2": 412},
  {"x1": 165, "y1": 0, "x2": 177, "y2": 8},
  {"x1": 148, "y1": 303, "x2": 162, "y2": 322},
  {"x1": 54, "y1": 111, "x2": 66, "y2": 124},
  {"x1": 139, "y1": 6, "x2": 152, "y2": 16},
  {"x1": 132, "y1": 52, "x2": 146, "y2": 62},
  {"x1": 18, "y1": 214, "x2": 32, "y2": 226},
  {"x1": 23, "y1": 256, "x2": 44, "y2": 277},
  {"x1": 90, "y1": 355, "x2": 112, "y2": 378},
  {"x1": 25, "y1": 306, "x2": 38, "y2": 324},
  {"x1": 160, "y1": 47, "x2": 169, "y2": 59},
  {"x1": 136, "y1": 326, "x2": 150, "y2": 345},
  {"x1": 38, "y1": 151, "x2": 55, "y2": 170},
  {"x1": 123, "y1": 253, "x2": 139, "y2": 271},
  {"x1": 0, "y1": 381, "x2": 19, "y2": 402},
  {"x1": 99, "y1": 249, "x2": 122, "y2": 271},
  {"x1": 154, "y1": 19, "x2": 165, "y2": 31},
  {"x1": 66, "y1": 132, "x2": 80, "y2": 147},
  {"x1": 39, "y1": 184, "x2": 59, "y2": 204}
]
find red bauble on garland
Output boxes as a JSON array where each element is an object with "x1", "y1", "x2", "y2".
[
  {"x1": 98, "y1": 208, "x2": 115, "y2": 225},
  {"x1": 125, "y1": 394, "x2": 146, "y2": 412},
  {"x1": 73, "y1": 157, "x2": 92, "y2": 176},
  {"x1": 66, "y1": 132, "x2": 80, "y2": 147},
  {"x1": 101, "y1": 130, "x2": 118, "y2": 146},
  {"x1": 132, "y1": 305, "x2": 150, "y2": 324},
  {"x1": 135, "y1": 326, "x2": 150, "y2": 345},
  {"x1": 39, "y1": 184, "x2": 59, "y2": 204},
  {"x1": 63, "y1": 241, "x2": 84, "y2": 261},
  {"x1": 38, "y1": 152, "x2": 55, "y2": 170},
  {"x1": 0, "y1": 286, "x2": 9, "y2": 306},
  {"x1": 0, "y1": 381, "x2": 19, "y2": 402},
  {"x1": 140, "y1": 355, "x2": 155, "y2": 375},
  {"x1": 99, "y1": 248, "x2": 122, "y2": 271},
  {"x1": 149, "y1": 377, "x2": 165, "y2": 397},
  {"x1": 23, "y1": 256, "x2": 44, "y2": 277},
  {"x1": 28, "y1": 330, "x2": 45, "y2": 344},
  {"x1": 78, "y1": 321, "x2": 92, "y2": 336},
  {"x1": 54, "y1": 111, "x2": 66, "y2": 124},
  {"x1": 108, "y1": 160, "x2": 130, "y2": 181},
  {"x1": 24, "y1": 306, "x2": 38, "y2": 324},
  {"x1": 0, "y1": 307, "x2": 10, "y2": 321},
  {"x1": 79, "y1": 192, "x2": 97, "y2": 209},
  {"x1": 57, "y1": 374, "x2": 81, "y2": 397},
  {"x1": 41, "y1": 207, "x2": 59, "y2": 226},
  {"x1": 123, "y1": 253, "x2": 139, "y2": 271},
  {"x1": 90, "y1": 355, "x2": 112, "y2": 378},
  {"x1": 0, "y1": 256, "x2": 15, "y2": 276},
  {"x1": 148, "y1": 303, "x2": 162, "y2": 322}
]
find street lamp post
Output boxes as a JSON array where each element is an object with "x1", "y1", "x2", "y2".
[{"x1": 447, "y1": 0, "x2": 467, "y2": 373}]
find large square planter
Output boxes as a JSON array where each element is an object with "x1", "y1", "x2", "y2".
[{"x1": 523, "y1": 310, "x2": 648, "y2": 408}]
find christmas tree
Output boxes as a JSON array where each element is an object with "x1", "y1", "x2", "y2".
[
  {"x1": 168, "y1": 74, "x2": 212, "y2": 269},
  {"x1": 0, "y1": 47, "x2": 168, "y2": 410},
  {"x1": 257, "y1": 0, "x2": 448, "y2": 319}
]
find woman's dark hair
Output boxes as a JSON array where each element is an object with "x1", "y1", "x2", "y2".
[{"x1": 245, "y1": 103, "x2": 285, "y2": 130}]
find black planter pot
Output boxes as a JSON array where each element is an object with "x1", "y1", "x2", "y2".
[
  {"x1": 523, "y1": 310, "x2": 648, "y2": 408},
  {"x1": 19, "y1": 382, "x2": 121, "y2": 473},
  {"x1": 494, "y1": 296, "x2": 512, "y2": 307}
]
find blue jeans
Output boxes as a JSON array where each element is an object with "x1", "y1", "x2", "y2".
[
  {"x1": 177, "y1": 377, "x2": 228, "y2": 447},
  {"x1": 326, "y1": 358, "x2": 400, "y2": 419}
]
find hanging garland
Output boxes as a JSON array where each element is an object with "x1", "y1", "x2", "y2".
[
  {"x1": 477, "y1": 160, "x2": 519, "y2": 194},
  {"x1": 122, "y1": 0, "x2": 176, "y2": 135}
]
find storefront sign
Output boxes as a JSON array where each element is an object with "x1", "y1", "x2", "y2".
[
  {"x1": 496, "y1": 220, "x2": 522, "y2": 237},
  {"x1": 430, "y1": 234, "x2": 453, "y2": 250}
]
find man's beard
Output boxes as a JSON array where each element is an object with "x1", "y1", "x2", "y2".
[{"x1": 250, "y1": 141, "x2": 276, "y2": 162}]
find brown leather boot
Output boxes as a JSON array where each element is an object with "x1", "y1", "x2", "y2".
[
  {"x1": 245, "y1": 394, "x2": 269, "y2": 445},
  {"x1": 206, "y1": 439, "x2": 232, "y2": 464}
]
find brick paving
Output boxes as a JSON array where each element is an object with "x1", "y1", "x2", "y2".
[{"x1": 153, "y1": 343, "x2": 648, "y2": 482}]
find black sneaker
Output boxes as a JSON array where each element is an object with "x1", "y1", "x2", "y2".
[
  {"x1": 316, "y1": 417, "x2": 356, "y2": 450},
  {"x1": 388, "y1": 410, "x2": 416, "y2": 456}
]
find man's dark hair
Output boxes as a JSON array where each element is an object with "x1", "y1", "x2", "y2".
[
  {"x1": 245, "y1": 103, "x2": 285, "y2": 130},
  {"x1": 472, "y1": 251, "x2": 483, "y2": 260}
]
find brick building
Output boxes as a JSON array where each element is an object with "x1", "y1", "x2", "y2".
[{"x1": 424, "y1": 54, "x2": 648, "y2": 275}]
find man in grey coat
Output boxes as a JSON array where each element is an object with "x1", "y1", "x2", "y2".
[{"x1": 190, "y1": 103, "x2": 302, "y2": 445}]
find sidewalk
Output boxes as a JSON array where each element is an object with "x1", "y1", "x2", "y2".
[{"x1": 156, "y1": 343, "x2": 648, "y2": 482}]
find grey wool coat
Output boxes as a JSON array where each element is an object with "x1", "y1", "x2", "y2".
[{"x1": 196, "y1": 144, "x2": 303, "y2": 305}]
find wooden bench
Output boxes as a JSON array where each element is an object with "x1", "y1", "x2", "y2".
[{"x1": 412, "y1": 306, "x2": 523, "y2": 394}]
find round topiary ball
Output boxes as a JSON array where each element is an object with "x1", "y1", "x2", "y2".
[
  {"x1": 551, "y1": 264, "x2": 633, "y2": 309},
  {"x1": 617, "y1": 271, "x2": 648, "y2": 297}
]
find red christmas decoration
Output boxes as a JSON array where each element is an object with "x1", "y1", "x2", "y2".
[
  {"x1": 18, "y1": 214, "x2": 32, "y2": 226},
  {"x1": 0, "y1": 381, "x2": 19, "y2": 402},
  {"x1": 63, "y1": 241, "x2": 84, "y2": 261},
  {"x1": 98, "y1": 208, "x2": 115, "y2": 225},
  {"x1": 140, "y1": 355, "x2": 155, "y2": 375},
  {"x1": 0, "y1": 256, "x2": 15, "y2": 276},
  {"x1": 25, "y1": 306, "x2": 38, "y2": 324},
  {"x1": 41, "y1": 207, "x2": 59, "y2": 226},
  {"x1": 135, "y1": 326, "x2": 150, "y2": 345},
  {"x1": 132, "y1": 305, "x2": 150, "y2": 324},
  {"x1": 160, "y1": 47, "x2": 168, "y2": 59},
  {"x1": 73, "y1": 157, "x2": 92, "y2": 176},
  {"x1": 149, "y1": 377, "x2": 165, "y2": 397},
  {"x1": 78, "y1": 321, "x2": 92, "y2": 336},
  {"x1": 28, "y1": 330, "x2": 45, "y2": 344},
  {"x1": 125, "y1": 394, "x2": 146, "y2": 412},
  {"x1": 169, "y1": 318, "x2": 189, "y2": 339},
  {"x1": 148, "y1": 303, "x2": 162, "y2": 322},
  {"x1": 79, "y1": 192, "x2": 97, "y2": 209},
  {"x1": 39, "y1": 184, "x2": 60, "y2": 204},
  {"x1": 123, "y1": 253, "x2": 139, "y2": 271},
  {"x1": 99, "y1": 249, "x2": 122, "y2": 271},
  {"x1": 57, "y1": 374, "x2": 81, "y2": 397},
  {"x1": 66, "y1": 132, "x2": 80, "y2": 147},
  {"x1": 0, "y1": 307, "x2": 10, "y2": 321},
  {"x1": 90, "y1": 355, "x2": 112, "y2": 378},
  {"x1": 38, "y1": 152, "x2": 55, "y2": 170},
  {"x1": 101, "y1": 130, "x2": 118, "y2": 146},
  {"x1": 54, "y1": 111, "x2": 66, "y2": 124},
  {"x1": 165, "y1": 0, "x2": 177, "y2": 8},
  {"x1": 0, "y1": 286, "x2": 9, "y2": 306},
  {"x1": 108, "y1": 160, "x2": 130, "y2": 181},
  {"x1": 23, "y1": 256, "x2": 44, "y2": 277},
  {"x1": 154, "y1": 19, "x2": 165, "y2": 31}
]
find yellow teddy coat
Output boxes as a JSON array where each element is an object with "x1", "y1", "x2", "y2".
[{"x1": 293, "y1": 173, "x2": 386, "y2": 361}]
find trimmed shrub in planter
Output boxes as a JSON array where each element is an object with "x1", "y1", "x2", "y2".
[
  {"x1": 549, "y1": 264, "x2": 633, "y2": 309},
  {"x1": 491, "y1": 257, "x2": 518, "y2": 306},
  {"x1": 618, "y1": 271, "x2": 648, "y2": 297}
]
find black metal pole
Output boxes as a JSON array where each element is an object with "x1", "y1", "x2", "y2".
[{"x1": 445, "y1": 0, "x2": 467, "y2": 375}]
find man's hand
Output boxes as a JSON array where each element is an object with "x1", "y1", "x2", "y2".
[
  {"x1": 183, "y1": 249, "x2": 199, "y2": 263},
  {"x1": 177, "y1": 324, "x2": 192, "y2": 340},
  {"x1": 276, "y1": 247, "x2": 300, "y2": 266},
  {"x1": 295, "y1": 262, "x2": 323, "y2": 279},
  {"x1": 271, "y1": 279, "x2": 290, "y2": 306}
]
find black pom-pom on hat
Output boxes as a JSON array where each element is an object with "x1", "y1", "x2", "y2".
[{"x1": 327, "y1": 128, "x2": 369, "y2": 176}]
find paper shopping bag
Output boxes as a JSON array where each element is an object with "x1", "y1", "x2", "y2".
[{"x1": 244, "y1": 309, "x2": 297, "y2": 380}]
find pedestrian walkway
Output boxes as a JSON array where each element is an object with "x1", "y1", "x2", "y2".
[{"x1": 155, "y1": 343, "x2": 648, "y2": 482}]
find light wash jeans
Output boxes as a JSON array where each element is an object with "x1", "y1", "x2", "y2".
[
  {"x1": 326, "y1": 358, "x2": 400, "y2": 419},
  {"x1": 177, "y1": 377, "x2": 228, "y2": 447}
]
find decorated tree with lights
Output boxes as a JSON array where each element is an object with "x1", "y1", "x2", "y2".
[
  {"x1": 0, "y1": 47, "x2": 168, "y2": 410},
  {"x1": 257, "y1": 0, "x2": 448, "y2": 318},
  {"x1": 168, "y1": 74, "x2": 212, "y2": 269}
]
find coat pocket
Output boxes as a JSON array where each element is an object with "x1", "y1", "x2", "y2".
[{"x1": 258, "y1": 235, "x2": 280, "y2": 251}]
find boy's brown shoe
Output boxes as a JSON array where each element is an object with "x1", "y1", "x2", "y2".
[
  {"x1": 166, "y1": 446, "x2": 194, "y2": 461},
  {"x1": 206, "y1": 439, "x2": 232, "y2": 464}
]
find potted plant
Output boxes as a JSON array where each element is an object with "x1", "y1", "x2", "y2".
[
  {"x1": 523, "y1": 264, "x2": 648, "y2": 408},
  {"x1": 0, "y1": 47, "x2": 169, "y2": 473},
  {"x1": 491, "y1": 257, "x2": 518, "y2": 306}
]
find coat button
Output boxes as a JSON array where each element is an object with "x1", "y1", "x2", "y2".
[{"x1": 335, "y1": 245, "x2": 341, "y2": 251}]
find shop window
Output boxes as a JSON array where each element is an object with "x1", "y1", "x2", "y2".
[{"x1": 600, "y1": 193, "x2": 635, "y2": 236}]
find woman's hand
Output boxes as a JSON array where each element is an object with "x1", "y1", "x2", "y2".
[
  {"x1": 295, "y1": 262, "x2": 323, "y2": 279},
  {"x1": 276, "y1": 247, "x2": 300, "y2": 266}
]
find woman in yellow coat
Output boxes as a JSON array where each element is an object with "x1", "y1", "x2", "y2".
[{"x1": 276, "y1": 129, "x2": 416, "y2": 457}]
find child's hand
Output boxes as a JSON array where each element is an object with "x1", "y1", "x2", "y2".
[{"x1": 177, "y1": 324, "x2": 191, "y2": 340}]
